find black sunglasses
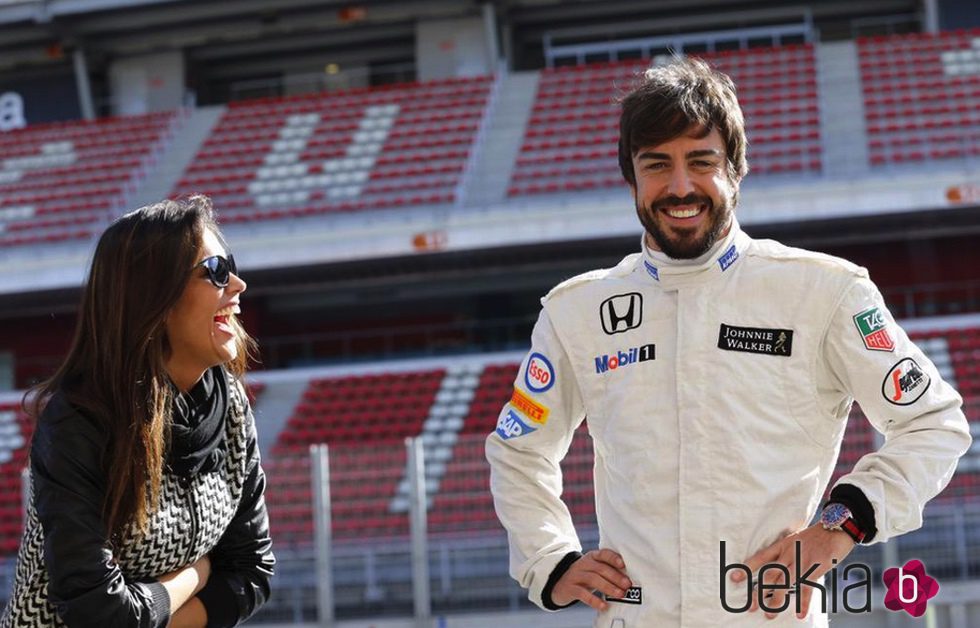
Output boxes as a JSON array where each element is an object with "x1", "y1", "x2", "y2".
[{"x1": 195, "y1": 254, "x2": 237, "y2": 288}]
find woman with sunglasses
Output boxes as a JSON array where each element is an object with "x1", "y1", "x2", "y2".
[{"x1": 1, "y1": 196, "x2": 274, "y2": 627}]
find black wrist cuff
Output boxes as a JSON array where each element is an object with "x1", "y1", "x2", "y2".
[
  {"x1": 828, "y1": 484, "x2": 878, "y2": 543},
  {"x1": 541, "y1": 551, "x2": 583, "y2": 610}
]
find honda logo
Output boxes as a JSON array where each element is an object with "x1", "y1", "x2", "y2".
[{"x1": 600, "y1": 293, "x2": 643, "y2": 335}]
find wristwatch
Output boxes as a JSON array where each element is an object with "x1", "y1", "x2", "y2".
[{"x1": 820, "y1": 502, "x2": 865, "y2": 543}]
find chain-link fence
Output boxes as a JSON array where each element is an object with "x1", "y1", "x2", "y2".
[
  {"x1": 251, "y1": 429, "x2": 980, "y2": 623},
  {"x1": 0, "y1": 411, "x2": 975, "y2": 623}
]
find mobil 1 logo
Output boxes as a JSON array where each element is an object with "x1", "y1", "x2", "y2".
[{"x1": 595, "y1": 344, "x2": 655, "y2": 374}]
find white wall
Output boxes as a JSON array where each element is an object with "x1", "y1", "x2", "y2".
[{"x1": 109, "y1": 50, "x2": 185, "y2": 115}]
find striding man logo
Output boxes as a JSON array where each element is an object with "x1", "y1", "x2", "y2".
[{"x1": 774, "y1": 331, "x2": 789, "y2": 355}]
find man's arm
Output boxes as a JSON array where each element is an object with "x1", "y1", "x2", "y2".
[
  {"x1": 820, "y1": 275, "x2": 972, "y2": 542},
  {"x1": 485, "y1": 308, "x2": 590, "y2": 610},
  {"x1": 738, "y1": 273, "x2": 972, "y2": 620}
]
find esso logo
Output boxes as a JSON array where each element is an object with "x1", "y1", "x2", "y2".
[{"x1": 524, "y1": 352, "x2": 555, "y2": 393}]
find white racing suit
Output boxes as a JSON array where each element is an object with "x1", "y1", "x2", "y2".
[{"x1": 485, "y1": 220, "x2": 971, "y2": 627}]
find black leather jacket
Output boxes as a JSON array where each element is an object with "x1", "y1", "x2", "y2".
[{"x1": 0, "y1": 373, "x2": 274, "y2": 628}]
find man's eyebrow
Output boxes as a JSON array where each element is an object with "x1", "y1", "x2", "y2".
[
  {"x1": 636, "y1": 151, "x2": 670, "y2": 161},
  {"x1": 687, "y1": 149, "x2": 723, "y2": 159},
  {"x1": 636, "y1": 149, "x2": 723, "y2": 161}
]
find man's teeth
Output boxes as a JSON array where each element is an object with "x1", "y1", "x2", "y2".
[{"x1": 666, "y1": 206, "x2": 702, "y2": 218}]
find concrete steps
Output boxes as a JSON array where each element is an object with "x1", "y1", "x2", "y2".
[
  {"x1": 459, "y1": 71, "x2": 539, "y2": 207},
  {"x1": 129, "y1": 105, "x2": 225, "y2": 208},
  {"x1": 816, "y1": 41, "x2": 870, "y2": 178}
]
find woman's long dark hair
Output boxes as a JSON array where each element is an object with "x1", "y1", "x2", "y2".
[{"x1": 27, "y1": 195, "x2": 256, "y2": 542}]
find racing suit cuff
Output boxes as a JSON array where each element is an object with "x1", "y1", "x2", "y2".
[
  {"x1": 541, "y1": 551, "x2": 583, "y2": 610},
  {"x1": 828, "y1": 483, "x2": 878, "y2": 543}
]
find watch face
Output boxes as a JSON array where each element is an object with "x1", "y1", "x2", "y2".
[{"x1": 821, "y1": 503, "x2": 851, "y2": 527}]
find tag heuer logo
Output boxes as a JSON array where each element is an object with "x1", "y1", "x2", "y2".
[{"x1": 853, "y1": 307, "x2": 895, "y2": 352}]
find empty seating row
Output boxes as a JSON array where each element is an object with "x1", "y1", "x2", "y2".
[
  {"x1": 858, "y1": 30, "x2": 980, "y2": 167},
  {"x1": 0, "y1": 111, "x2": 179, "y2": 247},
  {"x1": 173, "y1": 76, "x2": 492, "y2": 222}
]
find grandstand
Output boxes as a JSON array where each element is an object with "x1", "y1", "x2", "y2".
[
  {"x1": 0, "y1": 0, "x2": 978, "y2": 626},
  {"x1": 0, "y1": 111, "x2": 181, "y2": 246}
]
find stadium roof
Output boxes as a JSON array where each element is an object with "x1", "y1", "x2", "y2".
[{"x1": 0, "y1": 0, "x2": 179, "y2": 24}]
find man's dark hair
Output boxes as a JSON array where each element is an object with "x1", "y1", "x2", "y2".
[{"x1": 618, "y1": 56, "x2": 749, "y2": 187}]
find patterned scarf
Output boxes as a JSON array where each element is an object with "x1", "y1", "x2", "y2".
[{"x1": 168, "y1": 366, "x2": 228, "y2": 476}]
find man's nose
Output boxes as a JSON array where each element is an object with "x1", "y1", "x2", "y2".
[{"x1": 667, "y1": 167, "x2": 695, "y2": 197}]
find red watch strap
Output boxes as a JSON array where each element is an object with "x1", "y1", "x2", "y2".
[{"x1": 841, "y1": 518, "x2": 865, "y2": 543}]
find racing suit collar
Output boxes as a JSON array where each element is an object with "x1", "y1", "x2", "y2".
[{"x1": 639, "y1": 217, "x2": 747, "y2": 288}]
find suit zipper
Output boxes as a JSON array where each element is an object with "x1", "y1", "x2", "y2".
[{"x1": 185, "y1": 478, "x2": 198, "y2": 563}]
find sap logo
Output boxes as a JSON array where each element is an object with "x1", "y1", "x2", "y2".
[
  {"x1": 595, "y1": 344, "x2": 655, "y2": 374},
  {"x1": 496, "y1": 410, "x2": 536, "y2": 440},
  {"x1": 600, "y1": 292, "x2": 643, "y2": 335},
  {"x1": 717, "y1": 244, "x2": 739, "y2": 272}
]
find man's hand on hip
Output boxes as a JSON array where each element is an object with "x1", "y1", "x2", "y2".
[
  {"x1": 730, "y1": 523, "x2": 856, "y2": 620},
  {"x1": 551, "y1": 548, "x2": 633, "y2": 612}
]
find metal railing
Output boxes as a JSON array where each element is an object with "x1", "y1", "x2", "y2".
[
  {"x1": 883, "y1": 280, "x2": 980, "y2": 319},
  {"x1": 248, "y1": 431, "x2": 980, "y2": 623},
  {"x1": 1, "y1": 431, "x2": 978, "y2": 624},
  {"x1": 227, "y1": 63, "x2": 419, "y2": 103},
  {"x1": 544, "y1": 22, "x2": 815, "y2": 68},
  {"x1": 257, "y1": 315, "x2": 537, "y2": 369}
]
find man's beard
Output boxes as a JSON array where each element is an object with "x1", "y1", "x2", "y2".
[{"x1": 637, "y1": 192, "x2": 734, "y2": 259}]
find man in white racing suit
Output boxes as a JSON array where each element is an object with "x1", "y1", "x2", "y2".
[{"x1": 485, "y1": 58, "x2": 972, "y2": 627}]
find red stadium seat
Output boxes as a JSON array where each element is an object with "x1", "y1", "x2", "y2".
[{"x1": 172, "y1": 76, "x2": 492, "y2": 222}]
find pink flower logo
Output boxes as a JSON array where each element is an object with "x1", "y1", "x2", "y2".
[{"x1": 882, "y1": 559, "x2": 939, "y2": 617}]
